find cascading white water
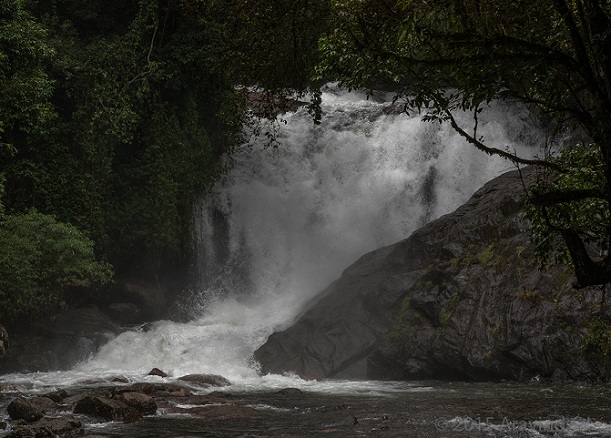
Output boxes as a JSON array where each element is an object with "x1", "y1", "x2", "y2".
[
  {"x1": 2, "y1": 87, "x2": 548, "y2": 390},
  {"x1": 187, "y1": 87, "x2": 547, "y2": 319}
]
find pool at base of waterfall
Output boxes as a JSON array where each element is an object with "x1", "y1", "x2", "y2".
[{"x1": 2, "y1": 379, "x2": 611, "y2": 437}]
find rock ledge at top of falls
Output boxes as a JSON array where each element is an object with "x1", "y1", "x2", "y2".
[{"x1": 254, "y1": 168, "x2": 609, "y2": 381}]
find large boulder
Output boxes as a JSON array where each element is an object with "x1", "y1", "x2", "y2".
[
  {"x1": 254, "y1": 168, "x2": 608, "y2": 381},
  {"x1": 7, "y1": 397, "x2": 45, "y2": 423}
]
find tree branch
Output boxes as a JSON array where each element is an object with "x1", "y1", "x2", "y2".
[
  {"x1": 530, "y1": 187, "x2": 607, "y2": 206},
  {"x1": 443, "y1": 108, "x2": 561, "y2": 169}
]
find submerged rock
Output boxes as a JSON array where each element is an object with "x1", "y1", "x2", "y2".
[
  {"x1": 184, "y1": 404, "x2": 261, "y2": 419},
  {"x1": 254, "y1": 168, "x2": 608, "y2": 381},
  {"x1": 275, "y1": 388, "x2": 303, "y2": 396},
  {"x1": 177, "y1": 373, "x2": 231, "y2": 388}
]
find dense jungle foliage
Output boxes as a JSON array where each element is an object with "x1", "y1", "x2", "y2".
[{"x1": 0, "y1": 0, "x2": 327, "y2": 325}]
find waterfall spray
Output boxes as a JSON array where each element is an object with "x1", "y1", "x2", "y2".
[{"x1": 74, "y1": 87, "x2": 546, "y2": 384}]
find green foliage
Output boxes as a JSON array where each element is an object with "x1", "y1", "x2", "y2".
[
  {"x1": 477, "y1": 244, "x2": 497, "y2": 266},
  {"x1": 185, "y1": 0, "x2": 329, "y2": 91},
  {"x1": 316, "y1": 0, "x2": 587, "y2": 121},
  {"x1": 0, "y1": 177, "x2": 112, "y2": 324},
  {"x1": 1, "y1": 0, "x2": 244, "y2": 276},
  {"x1": 583, "y1": 316, "x2": 611, "y2": 378},
  {"x1": 0, "y1": 0, "x2": 55, "y2": 156},
  {"x1": 525, "y1": 143, "x2": 608, "y2": 269},
  {"x1": 181, "y1": 0, "x2": 329, "y2": 125}
]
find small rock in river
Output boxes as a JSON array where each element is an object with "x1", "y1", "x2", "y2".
[{"x1": 148, "y1": 367, "x2": 168, "y2": 377}]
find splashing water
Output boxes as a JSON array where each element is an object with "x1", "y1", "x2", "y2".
[{"x1": 2, "y1": 88, "x2": 548, "y2": 390}]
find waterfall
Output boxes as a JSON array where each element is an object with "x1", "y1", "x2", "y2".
[
  {"x1": 188, "y1": 86, "x2": 546, "y2": 315},
  {"x1": 73, "y1": 87, "x2": 546, "y2": 386}
]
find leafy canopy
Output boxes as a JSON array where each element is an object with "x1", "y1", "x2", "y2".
[{"x1": 0, "y1": 0, "x2": 54, "y2": 157}]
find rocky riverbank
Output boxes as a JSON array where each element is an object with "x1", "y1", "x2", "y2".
[
  {"x1": 0, "y1": 371, "x2": 242, "y2": 437},
  {"x1": 254, "y1": 168, "x2": 610, "y2": 381}
]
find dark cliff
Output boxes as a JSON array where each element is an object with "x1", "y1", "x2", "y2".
[{"x1": 254, "y1": 168, "x2": 609, "y2": 381}]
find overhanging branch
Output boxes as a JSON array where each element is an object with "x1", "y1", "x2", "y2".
[
  {"x1": 530, "y1": 187, "x2": 607, "y2": 206},
  {"x1": 443, "y1": 109, "x2": 561, "y2": 170}
]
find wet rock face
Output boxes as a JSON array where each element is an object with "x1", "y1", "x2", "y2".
[
  {"x1": 0, "y1": 308, "x2": 120, "y2": 373},
  {"x1": 0, "y1": 276, "x2": 177, "y2": 374},
  {"x1": 254, "y1": 168, "x2": 608, "y2": 381},
  {"x1": 0, "y1": 324, "x2": 7, "y2": 359}
]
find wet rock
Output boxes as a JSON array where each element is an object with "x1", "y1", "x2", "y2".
[
  {"x1": 155, "y1": 394, "x2": 229, "y2": 415},
  {"x1": 148, "y1": 367, "x2": 168, "y2": 377},
  {"x1": 63, "y1": 393, "x2": 89, "y2": 407},
  {"x1": 1, "y1": 308, "x2": 120, "y2": 373},
  {"x1": 114, "y1": 391, "x2": 157, "y2": 415},
  {"x1": 73, "y1": 395, "x2": 142, "y2": 423},
  {"x1": 237, "y1": 87, "x2": 306, "y2": 117},
  {"x1": 254, "y1": 168, "x2": 608, "y2": 381},
  {"x1": 275, "y1": 388, "x2": 303, "y2": 396},
  {"x1": 0, "y1": 324, "x2": 8, "y2": 359},
  {"x1": 42, "y1": 389, "x2": 68, "y2": 403},
  {"x1": 7, "y1": 397, "x2": 45, "y2": 422},
  {"x1": 4, "y1": 426, "x2": 42, "y2": 437},
  {"x1": 105, "y1": 279, "x2": 166, "y2": 321},
  {"x1": 121, "y1": 382, "x2": 192, "y2": 397},
  {"x1": 167, "y1": 395, "x2": 227, "y2": 405},
  {"x1": 33, "y1": 416, "x2": 83, "y2": 435},
  {"x1": 209, "y1": 391, "x2": 233, "y2": 398},
  {"x1": 106, "y1": 302, "x2": 142, "y2": 324},
  {"x1": 177, "y1": 373, "x2": 230, "y2": 388},
  {"x1": 111, "y1": 376, "x2": 129, "y2": 383},
  {"x1": 0, "y1": 384, "x2": 25, "y2": 393},
  {"x1": 27, "y1": 396, "x2": 57, "y2": 412}
]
